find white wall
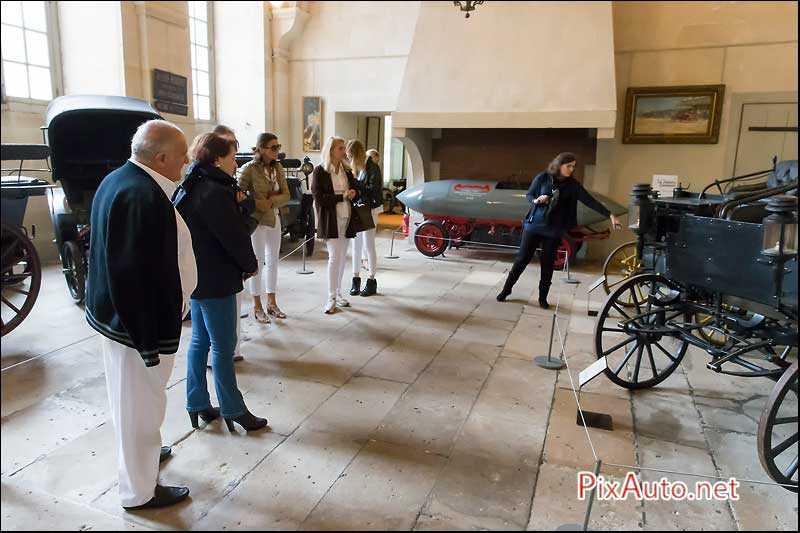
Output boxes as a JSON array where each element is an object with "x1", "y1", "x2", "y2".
[{"x1": 288, "y1": 1, "x2": 421, "y2": 160}]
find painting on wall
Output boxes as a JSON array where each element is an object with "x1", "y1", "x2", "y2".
[
  {"x1": 302, "y1": 96, "x2": 322, "y2": 152},
  {"x1": 623, "y1": 85, "x2": 725, "y2": 144}
]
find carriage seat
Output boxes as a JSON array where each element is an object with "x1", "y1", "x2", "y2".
[{"x1": 1, "y1": 144, "x2": 51, "y2": 193}]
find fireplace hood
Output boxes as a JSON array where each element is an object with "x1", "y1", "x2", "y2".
[{"x1": 392, "y1": 1, "x2": 617, "y2": 136}]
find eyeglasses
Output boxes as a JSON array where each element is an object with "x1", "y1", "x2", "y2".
[{"x1": 266, "y1": 144, "x2": 282, "y2": 152}]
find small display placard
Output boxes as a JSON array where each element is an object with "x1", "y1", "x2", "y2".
[{"x1": 153, "y1": 68, "x2": 188, "y2": 116}]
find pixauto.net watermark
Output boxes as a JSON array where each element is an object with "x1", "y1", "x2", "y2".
[{"x1": 578, "y1": 472, "x2": 740, "y2": 501}]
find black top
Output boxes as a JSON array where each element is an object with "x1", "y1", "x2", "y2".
[
  {"x1": 357, "y1": 157, "x2": 383, "y2": 209},
  {"x1": 85, "y1": 161, "x2": 182, "y2": 367},
  {"x1": 173, "y1": 164, "x2": 258, "y2": 299},
  {"x1": 524, "y1": 171, "x2": 611, "y2": 238}
]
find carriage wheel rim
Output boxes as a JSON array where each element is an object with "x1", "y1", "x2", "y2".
[
  {"x1": 758, "y1": 362, "x2": 799, "y2": 491},
  {"x1": 1, "y1": 225, "x2": 42, "y2": 336},
  {"x1": 602, "y1": 242, "x2": 643, "y2": 307},
  {"x1": 594, "y1": 273, "x2": 688, "y2": 389}
]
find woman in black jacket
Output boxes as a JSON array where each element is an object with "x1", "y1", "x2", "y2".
[
  {"x1": 174, "y1": 133, "x2": 268, "y2": 433},
  {"x1": 346, "y1": 139, "x2": 382, "y2": 297},
  {"x1": 312, "y1": 136, "x2": 360, "y2": 314},
  {"x1": 496, "y1": 152, "x2": 622, "y2": 308}
]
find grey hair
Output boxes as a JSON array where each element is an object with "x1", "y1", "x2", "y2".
[{"x1": 130, "y1": 119, "x2": 184, "y2": 161}]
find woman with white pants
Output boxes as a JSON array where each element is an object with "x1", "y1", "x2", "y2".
[
  {"x1": 347, "y1": 140, "x2": 383, "y2": 297},
  {"x1": 238, "y1": 133, "x2": 290, "y2": 323},
  {"x1": 311, "y1": 136, "x2": 360, "y2": 314}
]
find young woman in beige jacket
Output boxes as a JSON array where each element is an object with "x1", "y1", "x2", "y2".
[{"x1": 238, "y1": 133, "x2": 290, "y2": 323}]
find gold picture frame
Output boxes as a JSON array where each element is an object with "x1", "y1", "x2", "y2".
[
  {"x1": 302, "y1": 96, "x2": 322, "y2": 152},
  {"x1": 622, "y1": 85, "x2": 725, "y2": 144}
]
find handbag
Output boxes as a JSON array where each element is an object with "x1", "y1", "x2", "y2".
[{"x1": 352, "y1": 201, "x2": 375, "y2": 233}]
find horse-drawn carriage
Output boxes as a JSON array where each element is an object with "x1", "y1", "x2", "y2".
[
  {"x1": 593, "y1": 161, "x2": 798, "y2": 491},
  {"x1": 1, "y1": 145, "x2": 52, "y2": 336},
  {"x1": 44, "y1": 95, "x2": 162, "y2": 303}
]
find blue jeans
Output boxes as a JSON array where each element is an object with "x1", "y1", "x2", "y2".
[{"x1": 186, "y1": 295, "x2": 245, "y2": 419}]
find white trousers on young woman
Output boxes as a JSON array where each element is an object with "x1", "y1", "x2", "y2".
[
  {"x1": 102, "y1": 337, "x2": 173, "y2": 507},
  {"x1": 248, "y1": 219, "x2": 282, "y2": 296},
  {"x1": 326, "y1": 217, "x2": 351, "y2": 301},
  {"x1": 352, "y1": 207, "x2": 381, "y2": 278}
]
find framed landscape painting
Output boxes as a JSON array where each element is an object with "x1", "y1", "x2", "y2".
[
  {"x1": 302, "y1": 96, "x2": 322, "y2": 152},
  {"x1": 622, "y1": 85, "x2": 725, "y2": 144}
]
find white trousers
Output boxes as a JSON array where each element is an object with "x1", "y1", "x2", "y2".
[
  {"x1": 248, "y1": 219, "x2": 282, "y2": 296},
  {"x1": 326, "y1": 217, "x2": 351, "y2": 301},
  {"x1": 352, "y1": 207, "x2": 381, "y2": 278},
  {"x1": 102, "y1": 337, "x2": 174, "y2": 507}
]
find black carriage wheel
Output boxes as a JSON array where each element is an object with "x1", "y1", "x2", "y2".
[
  {"x1": 594, "y1": 273, "x2": 689, "y2": 389},
  {"x1": 62, "y1": 240, "x2": 85, "y2": 303},
  {"x1": 758, "y1": 362, "x2": 798, "y2": 492},
  {"x1": 414, "y1": 221, "x2": 449, "y2": 258},
  {"x1": 305, "y1": 208, "x2": 316, "y2": 256},
  {"x1": 602, "y1": 241, "x2": 645, "y2": 307},
  {"x1": 1, "y1": 224, "x2": 42, "y2": 336}
]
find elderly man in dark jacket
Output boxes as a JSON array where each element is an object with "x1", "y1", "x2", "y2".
[{"x1": 86, "y1": 119, "x2": 196, "y2": 510}]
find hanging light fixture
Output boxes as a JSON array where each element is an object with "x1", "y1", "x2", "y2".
[{"x1": 454, "y1": 1, "x2": 484, "y2": 19}]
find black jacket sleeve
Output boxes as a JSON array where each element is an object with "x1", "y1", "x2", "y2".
[
  {"x1": 527, "y1": 173, "x2": 546, "y2": 204},
  {"x1": 577, "y1": 183, "x2": 611, "y2": 218},
  {"x1": 105, "y1": 188, "x2": 180, "y2": 365},
  {"x1": 362, "y1": 160, "x2": 383, "y2": 207},
  {"x1": 312, "y1": 167, "x2": 344, "y2": 207},
  {"x1": 203, "y1": 188, "x2": 258, "y2": 274}
]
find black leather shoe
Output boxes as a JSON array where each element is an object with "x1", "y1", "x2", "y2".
[
  {"x1": 538, "y1": 297, "x2": 550, "y2": 310},
  {"x1": 496, "y1": 289, "x2": 510, "y2": 302},
  {"x1": 159, "y1": 446, "x2": 171, "y2": 463},
  {"x1": 360, "y1": 278, "x2": 377, "y2": 297},
  {"x1": 123, "y1": 484, "x2": 190, "y2": 510},
  {"x1": 349, "y1": 276, "x2": 361, "y2": 296}
]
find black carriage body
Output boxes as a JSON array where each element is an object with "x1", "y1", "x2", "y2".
[
  {"x1": 640, "y1": 191, "x2": 798, "y2": 319},
  {"x1": 656, "y1": 214, "x2": 798, "y2": 314},
  {"x1": 44, "y1": 95, "x2": 162, "y2": 244}
]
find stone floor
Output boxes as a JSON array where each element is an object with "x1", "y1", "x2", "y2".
[{"x1": 1, "y1": 234, "x2": 797, "y2": 531}]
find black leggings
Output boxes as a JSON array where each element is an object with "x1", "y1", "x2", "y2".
[{"x1": 503, "y1": 229, "x2": 560, "y2": 291}]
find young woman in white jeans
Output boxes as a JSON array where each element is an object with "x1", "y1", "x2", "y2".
[
  {"x1": 346, "y1": 140, "x2": 382, "y2": 297},
  {"x1": 238, "y1": 133, "x2": 290, "y2": 323},
  {"x1": 311, "y1": 136, "x2": 359, "y2": 314}
]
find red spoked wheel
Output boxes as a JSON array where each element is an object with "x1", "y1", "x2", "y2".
[
  {"x1": 414, "y1": 220, "x2": 449, "y2": 257},
  {"x1": 553, "y1": 237, "x2": 577, "y2": 270}
]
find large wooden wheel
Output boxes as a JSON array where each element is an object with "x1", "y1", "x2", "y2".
[
  {"x1": 602, "y1": 241, "x2": 644, "y2": 307},
  {"x1": 594, "y1": 273, "x2": 689, "y2": 389},
  {"x1": 1, "y1": 223, "x2": 42, "y2": 336},
  {"x1": 758, "y1": 362, "x2": 798, "y2": 492}
]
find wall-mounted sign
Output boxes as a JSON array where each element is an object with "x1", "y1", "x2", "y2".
[{"x1": 153, "y1": 69, "x2": 188, "y2": 116}]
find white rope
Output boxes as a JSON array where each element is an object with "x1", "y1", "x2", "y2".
[{"x1": 551, "y1": 288, "x2": 600, "y2": 463}]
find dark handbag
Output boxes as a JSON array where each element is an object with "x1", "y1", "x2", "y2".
[{"x1": 352, "y1": 202, "x2": 375, "y2": 233}]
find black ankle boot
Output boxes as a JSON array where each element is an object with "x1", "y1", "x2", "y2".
[
  {"x1": 224, "y1": 410, "x2": 269, "y2": 432},
  {"x1": 188, "y1": 406, "x2": 221, "y2": 428},
  {"x1": 538, "y1": 282, "x2": 551, "y2": 310},
  {"x1": 360, "y1": 278, "x2": 377, "y2": 297},
  {"x1": 349, "y1": 276, "x2": 361, "y2": 296},
  {"x1": 496, "y1": 288, "x2": 511, "y2": 302}
]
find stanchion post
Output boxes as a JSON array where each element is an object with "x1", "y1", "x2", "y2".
[
  {"x1": 385, "y1": 227, "x2": 400, "y2": 259},
  {"x1": 534, "y1": 313, "x2": 566, "y2": 370},
  {"x1": 556, "y1": 459, "x2": 603, "y2": 531},
  {"x1": 563, "y1": 250, "x2": 580, "y2": 285},
  {"x1": 296, "y1": 238, "x2": 314, "y2": 275}
]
